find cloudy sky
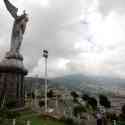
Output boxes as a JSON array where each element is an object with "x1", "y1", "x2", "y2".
[{"x1": 1, "y1": 0, "x2": 125, "y2": 78}]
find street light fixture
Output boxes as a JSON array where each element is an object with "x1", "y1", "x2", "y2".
[{"x1": 43, "y1": 49, "x2": 48, "y2": 112}]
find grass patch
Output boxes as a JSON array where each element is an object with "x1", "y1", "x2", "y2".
[
  {"x1": 19, "y1": 111, "x2": 65, "y2": 125},
  {"x1": 29, "y1": 116, "x2": 64, "y2": 125},
  {"x1": 19, "y1": 115, "x2": 65, "y2": 125}
]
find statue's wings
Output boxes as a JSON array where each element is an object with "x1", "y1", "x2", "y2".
[{"x1": 4, "y1": 0, "x2": 18, "y2": 18}]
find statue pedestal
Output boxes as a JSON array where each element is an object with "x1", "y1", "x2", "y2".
[{"x1": 0, "y1": 52, "x2": 27, "y2": 108}]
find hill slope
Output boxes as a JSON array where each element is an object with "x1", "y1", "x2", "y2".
[
  {"x1": 49, "y1": 74, "x2": 125, "y2": 94},
  {"x1": 24, "y1": 74, "x2": 125, "y2": 94}
]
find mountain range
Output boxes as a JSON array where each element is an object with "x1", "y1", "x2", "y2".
[{"x1": 24, "y1": 74, "x2": 125, "y2": 95}]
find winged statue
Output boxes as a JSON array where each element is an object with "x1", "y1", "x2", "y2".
[
  {"x1": 4, "y1": 0, "x2": 18, "y2": 18},
  {"x1": 3, "y1": 0, "x2": 29, "y2": 55}
]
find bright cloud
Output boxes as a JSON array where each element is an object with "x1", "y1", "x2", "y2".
[
  {"x1": 30, "y1": 58, "x2": 70, "y2": 77},
  {"x1": 27, "y1": 0, "x2": 125, "y2": 78}
]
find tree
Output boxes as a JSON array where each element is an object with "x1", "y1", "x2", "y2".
[
  {"x1": 31, "y1": 92, "x2": 35, "y2": 100},
  {"x1": 27, "y1": 92, "x2": 32, "y2": 97},
  {"x1": 99, "y1": 94, "x2": 111, "y2": 109},
  {"x1": 39, "y1": 100, "x2": 45, "y2": 108},
  {"x1": 82, "y1": 94, "x2": 97, "y2": 110},
  {"x1": 82, "y1": 94, "x2": 90, "y2": 101},
  {"x1": 87, "y1": 97, "x2": 97, "y2": 110},
  {"x1": 70, "y1": 91, "x2": 79, "y2": 102},
  {"x1": 73, "y1": 105, "x2": 87, "y2": 117},
  {"x1": 47, "y1": 90, "x2": 54, "y2": 98}
]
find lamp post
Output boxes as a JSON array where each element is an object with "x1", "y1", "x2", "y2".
[{"x1": 43, "y1": 49, "x2": 48, "y2": 112}]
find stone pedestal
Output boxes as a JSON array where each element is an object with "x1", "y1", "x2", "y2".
[{"x1": 0, "y1": 51, "x2": 27, "y2": 108}]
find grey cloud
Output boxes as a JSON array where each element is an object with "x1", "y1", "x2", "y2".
[
  {"x1": 20, "y1": 0, "x2": 86, "y2": 71},
  {"x1": 98, "y1": 0, "x2": 125, "y2": 15},
  {"x1": 1, "y1": 0, "x2": 125, "y2": 78}
]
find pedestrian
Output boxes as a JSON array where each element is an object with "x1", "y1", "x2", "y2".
[
  {"x1": 102, "y1": 113, "x2": 107, "y2": 125},
  {"x1": 96, "y1": 112, "x2": 102, "y2": 125}
]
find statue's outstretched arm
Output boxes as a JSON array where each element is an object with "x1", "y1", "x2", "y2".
[{"x1": 4, "y1": 0, "x2": 18, "y2": 19}]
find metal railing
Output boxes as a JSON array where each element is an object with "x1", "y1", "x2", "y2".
[
  {"x1": 1, "y1": 119, "x2": 31, "y2": 125},
  {"x1": 111, "y1": 121, "x2": 125, "y2": 125}
]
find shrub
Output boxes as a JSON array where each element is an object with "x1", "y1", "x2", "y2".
[
  {"x1": 16, "y1": 120, "x2": 25, "y2": 125},
  {"x1": 118, "y1": 104, "x2": 125, "y2": 121},
  {"x1": 0, "y1": 119, "x2": 11, "y2": 125},
  {"x1": 6, "y1": 99, "x2": 17, "y2": 109},
  {"x1": 106, "y1": 112, "x2": 118, "y2": 121},
  {"x1": 121, "y1": 104, "x2": 125, "y2": 114},
  {"x1": 0, "y1": 119, "x2": 25, "y2": 125},
  {"x1": 63, "y1": 118, "x2": 76, "y2": 125},
  {"x1": 0, "y1": 108, "x2": 20, "y2": 119},
  {"x1": 39, "y1": 100, "x2": 45, "y2": 107},
  {"x1": 6, "y1": 111, "x2": 20, "y2": 119},
  {"x1": 119, "y1": 113, "x2": 125, "y2": 121}
]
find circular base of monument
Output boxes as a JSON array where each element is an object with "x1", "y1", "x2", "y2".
[
  {"x1": 0, "y1": 65, "x2": 28, "y2": 75},
  {"x1": 5, "y1": 51, "x2": 23, "y2": 61},
  {"x1": 0, "y1": 56, "x2": 28, "y2": 109},
  {"x1": 0, "y1": 57, "x2": 28, "y2": 75}
]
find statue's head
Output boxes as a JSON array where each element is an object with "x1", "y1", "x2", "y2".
[
  {"x1": 16, "y1": 10, "x2": 29, "y2": 23},
  {"x1": 23, "y1": 10, "x2": 29, "y2": 22},
  {"x1": 23, "y1": 10, "x2": 26, "y2": 14}
]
